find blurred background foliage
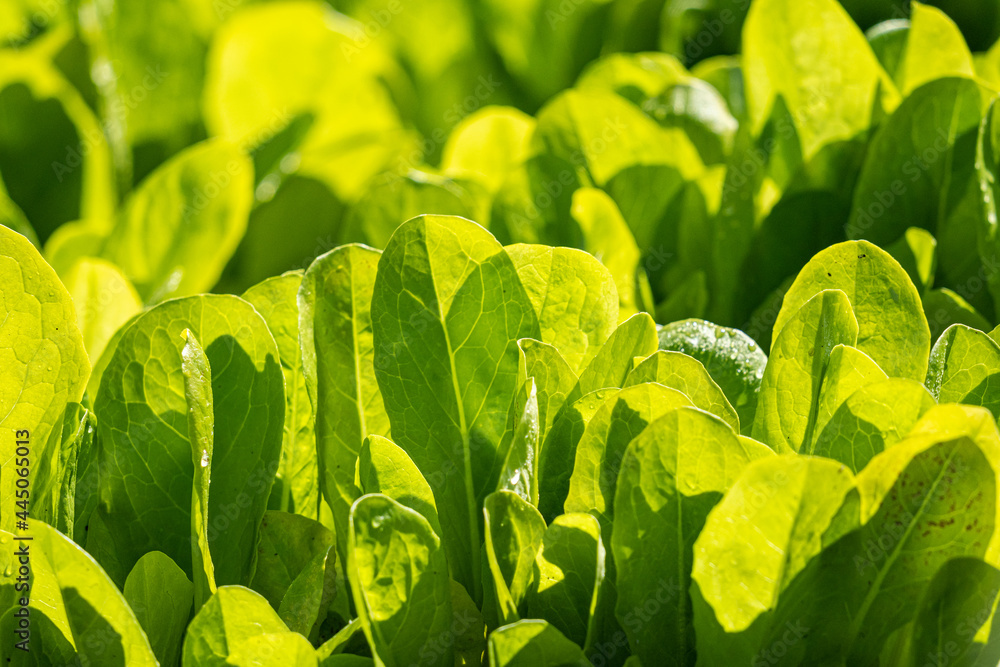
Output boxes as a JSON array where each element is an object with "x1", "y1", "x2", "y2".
[{"x1": 1, "y1": 0, "x2": 999, "y2": 351}]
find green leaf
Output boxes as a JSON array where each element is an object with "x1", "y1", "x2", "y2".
[
  {"x1": 0, "y1": 225, "x2": 90, "y2": 534},
  {"x1": 565, "y1": 383, "x2": 696, "y2": 525},
  {"x1": 358, "y1": 434, "x2": 442, "y2": 537},
  {"x1": 299, "y1": 244, "x2": 388, "y2": 563},
  {"x1": 0, "y1": 52, "x2": 115, "y2": 242},
  {"x1": 525, "y1": 513, "x2": 605, "y2": 651},
  {"x1": 449, "y1": 579, "x2": 488, "y2": 664},
  {"x1": 812, "y1": 378, "x2": 937, "y2": 471},
  {"x1": 903, "y1": 404, "x2": 1000, "y2": 562},
  {"x1": 94, "y1": 295, "x2": 284, "y2": 586},
  {"x1": 743, "y1": 0, "x2": 894, "y2": 159},
  {"x1": 483, "y1": 490, "x2": 547, "y2": 624},
  {"x1": 343, "y1": 170, "x2": 490, "y2": 249},
  {"x1": 885, "y1": 227, "x2": 937, "y2": 294},
  {"x1": 348, "y1": 494, "x2": 453, "y2": 667},
  {"x1": 80, "y1": 0, "x2": 218, "y2": 162},
  {"x1": 697, "y1": 455, "x2": 858, "y2": 630},
  {"x1": 24, "y1": 520, "x2": 159, "y2": 665},
  {"x1": 507, "y1": 243, "x2": 618, "y2": 373},
  {"x1": 181, "y1": 329, "x2": 218, "y2": 611},
  {"x1": 497, "y1": 378, "x2": 541, "y2": 506},
  {"x1": 576, "y1": 52, "x2": 689, "y2": 103},
  {"x1": 568, "y1": 189, "x2": 643, "y2": 317},
  {"x1": 613, "y1": 407, "x2": 772, "y2": 667},
  {"x1": 908, "y1": 558, "x2": 1000, "y2": 667},
  {"x1": 572, "y1": 312, "x2": 658, "y2": 400},
  {"x1": 64, "y1": 258, "x2": 142, "y2": 363},
  {"x1": 811, "y1": 344, "x2": 887, "y2": 446},
  {"x1": 846, "y1": 79, "x2": 988, "y2": 316},
  {"x1": 691, "y1": 456, "x2": 858, "y2": 663},
  {"x1": 977, "y1": 97, "x2": 1000, "y2": 317},
  {"x1": 624, "y1": 350, "x2": 740, "y2": 432},
  {"x1": 371, "y1": 214, "x2": 540, "y2": 600},
  {"x1": 124, "y1": 551, "x2": 194, "y2": 667},
  {"x1": 532, "y1": 89, "x2": 703, "y2": 188},
  {"x1": 898, "y1": 2, "x2": 977, "y2": 96},
  {"x1": 538, "y1": 388, "x2": 619, "y2": 523},
  {"x1": 34, "y1": 402, "x2": 95, "y2": 540},
  {"x1": 243, "y1": 271, "x2": 318, "y2": 519},
  {"x1": 249, "y1": 511, "x2": 335, "y2": 613},
  {"x1": 204, "y1": 1, "x2": 409, "y2": 202},
  {"x1": 754, "y1": 289, "x2": 859, "y2": 452},
  {"x1": 487, "y1": 620, "x2": 591, "y2": 667},
  {"x1": 519, "y1": 338, "x2": 578, "y2": 446},
  {"x1": 657, "y1": 319, "x2": 767, "y2": 434},
  {"x1": 181, "y1": 586, "x2": 288, "y2": 667},
  {"x1": 98, "y1": 140, "x2": 254, "y2": 303},
  {"x1": 924, "y1": 288, "x2": 992, "y2": 344},
  {"x1": 478, "y1": 0, "x2": 617, "y2": 102},
  {"x1": 926, "y1": 324, "x2": 1000, "y2": 420},
  {"x1": 731, "y1": 190, "x2": 849, "y2": 328},
  {"x1": 490, "y1": 153, "x2": 585, "y2": 248},
  {"x1": 774, "y1": 240, "x2": 930, "y2": 382},
  {"x1": 228, "y1": 632, "x2": 318, "y2": 667},
  {"x1": 813, "y1": 435, "x2": 998, "y2": 662},
  {"x1": 442, "y1": 107, "x2": 537, "y2": 193},
  {"x1": 277, "y1": 546, "x2": 337, "y2": 642}
]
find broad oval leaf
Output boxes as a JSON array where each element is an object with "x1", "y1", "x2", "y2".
[
  {"x1": 519, "y1": 338, "x2": 578, "y2": 446},
  {"x1": 442, "y1": 106, "x2": 536, "y2": 194},
  {"x1": 525, "y1": 512, "x2": 605, "y2": 651},
  {"x1": 94, "y1": 295, "x2": 284, "y2": 587},
  {"x1": 348, "y1": 494, "x2": 453, "y2": 667},
  {"x1": 483, "y1": 490, "x2": 548, "y2": 625},
  {"x1": 773, "y1": 240, "x2": 929, "y2": 381},
  {"x1": 124, "y1": 551, "x2": 194, "y2": 667},
  {"x1": 227, "y1": 632, "x2": 318, "y2": 667},
  {"x1": 98, "y1": 140, "x2": 253, "y2": 303},
  {"x1": 181, "y1": 586, "x2": 287, "y2": 667},
  {"x1": 657, "y1": 319, "x2": 767, "y2": 434},
  {"x1": 371, "y1": 214, "x2": 540, "y2": 600},
  {"x1": 754, "y1": 289, "x2": 859, "y2": 452},
  {"x1": 0, "y1": 225, "x2": 90, "y2": 534},
  {"x1": 625, "y1": 350, "x2": 740, "y2": 432},
  {"x1": 846, "y1": 78, "x2": 987, "y2": 317},
  {"x1": 743, "y1": 0, "x2": 894, "y2": 159},
  {"x1": 926, "y1": 323, "x2": 1000, "y2": 420},
  {"x1": 507, "y1": 243, "x2": 618, "y2": 373},
  {"x1": 64, "y1": 257, "x2": 142, "y2": 363},
  {"x1": 487, "y1": 619, "x2": 591, "y2": 667},
  {"x1": 810, "y1": 344, "x2": 887, "y2": 446},
  {"x1": 204, "y1": 1, "x2": 408, "y2": 202},
  {"x1": 692, "y1": 456, "x2": 857, "y2": 634},
  {"x1": 10, "y1": 521, "x2": 158, "y2": 666},
  {"x1": 357, "y1": 435, "x2": 442, "y2": 537},
  {"x1": 613, "y1": 408, "x2": 772, "y2": 666},
  {"x1": 812, "y1": 379, "x2": 937, "y2": 472},
  {"x1": 565, "y1": 383, "x2": 696, "y2": 525},
  {"x1": 249, "y1": 511, "x2": 335, "y2": 615},
  {"x1": 538, "y1": 387, "x2": 619, "y2": 523}
]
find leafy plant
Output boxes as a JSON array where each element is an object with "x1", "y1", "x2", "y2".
[{"x1": 4, "y1": 0, "x2": 1000, "y2": 665}]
